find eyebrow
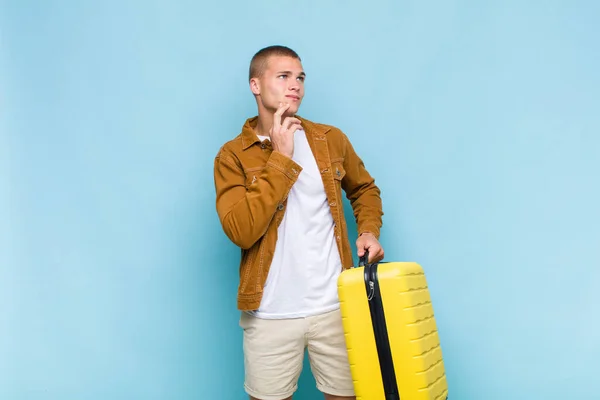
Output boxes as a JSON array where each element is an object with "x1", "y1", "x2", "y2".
[{"x1": 277, "y1": 70, "x2": 306, "y2": 77}]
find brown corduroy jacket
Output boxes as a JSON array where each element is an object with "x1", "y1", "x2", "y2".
[{"x1": 213, "y1": 115, "x2": 383, "y2": 311}]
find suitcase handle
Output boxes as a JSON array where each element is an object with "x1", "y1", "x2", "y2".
[{"x1": 358, "y1": 249, "x2": 370, "y2": 267}]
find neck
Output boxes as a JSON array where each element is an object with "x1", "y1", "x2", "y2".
[{"x1": 255, "y1": 110, "x2": 274, "y2": 138}]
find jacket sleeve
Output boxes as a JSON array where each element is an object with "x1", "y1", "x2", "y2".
[
  {"x1": 340, "y1": 132, "x2": 384, "y2": 239},
  {"x1": 214, "y1": 147, "x2": 302, "y2": 249}
]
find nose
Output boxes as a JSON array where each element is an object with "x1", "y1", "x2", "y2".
[{"x1": 289, "y1": 80, "x2": 300, "y2": 92}]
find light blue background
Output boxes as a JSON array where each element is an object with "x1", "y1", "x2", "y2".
[{"x1": 2, "y1": 1, "x2": 599, "y2": 399}]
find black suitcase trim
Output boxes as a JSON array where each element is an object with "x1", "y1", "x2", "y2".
[{"x1": 364, "y1": 261, "x2": 401, "y2": 400}]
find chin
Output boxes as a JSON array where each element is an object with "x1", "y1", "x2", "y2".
[
  {"x1": 264, "y1": 101, "x2": 300, "y2": 115},
  {"x1": 286, "y1": 104, "x2": 301, "y2": 115}
]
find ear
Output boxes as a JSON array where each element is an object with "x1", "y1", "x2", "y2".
[{"x1": 249, "y1": 77, "x2": 261, "y2": 96}]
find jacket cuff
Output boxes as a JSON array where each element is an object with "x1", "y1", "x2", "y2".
[
  {"x1": 267, "y1": 151, "x2": 302, "y2": 180},
  {"x1": 358, "y1": 225, "x2": 381, "y2": 240}
]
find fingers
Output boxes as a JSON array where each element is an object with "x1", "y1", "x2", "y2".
[
  {"x1": 288, "y1": 122, "x2": 301, "y2": 136},
  {"x1": 273, "y1": 103, "x2": 290, "y2": 132},
  {"x1": 281, "y1": 117, "x2": 301, "y2": 132},
  {"x1": 363, "y1": 246, "x2": 383, "y2": 263},
  {"x1": 370, "y1": 247, "x2": 384, "y2": 263},
  {"x1": 356, "y1": 237, "x2": 384, "y2": 263},
  {"x1": 367, "y1": 249, "x2": 383, "y2": 263}
]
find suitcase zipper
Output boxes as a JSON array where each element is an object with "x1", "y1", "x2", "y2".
[{"x1": 365, "y1": 262, "x2": 400, "y2": 400}]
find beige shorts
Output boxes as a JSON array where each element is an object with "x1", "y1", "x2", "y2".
[{"x1": 239, "y1": 308, "x2": 355, "y2": 400}]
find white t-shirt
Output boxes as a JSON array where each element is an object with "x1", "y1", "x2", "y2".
[{"x1": 250, "y1": 129, "x2": 342, "y2": 319}]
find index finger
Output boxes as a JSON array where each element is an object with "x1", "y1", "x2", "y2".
[{"x1": 273, "y1": 103, "x2": 290, "y2": 131}]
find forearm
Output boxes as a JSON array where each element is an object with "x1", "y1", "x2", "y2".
[
  {"x1": 215, "y1": 150, "x2": 301, "y2": 249},
  {"x1": 347, "y1": 182, "x2": 383, "y2": 239}
]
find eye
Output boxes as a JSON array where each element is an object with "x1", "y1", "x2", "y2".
[
  {"x1": 278, "y1": 74, "x2": 287, "y2": 79},
  {"x1": 297, "y1": 76, "x2": 305, "y2": 82}
]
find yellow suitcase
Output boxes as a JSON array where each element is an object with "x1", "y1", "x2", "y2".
[{"x1": 337, "y1": 252, "x2": 448, "y2": 400}]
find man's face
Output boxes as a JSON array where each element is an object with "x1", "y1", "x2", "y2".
[{"x1": 252, "y1": 55, "x2": 305, "y2": 115}]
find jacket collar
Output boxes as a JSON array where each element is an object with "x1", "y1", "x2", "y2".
[{"x1": 240, "y1": 115, "x2": 331, "y2": 150}]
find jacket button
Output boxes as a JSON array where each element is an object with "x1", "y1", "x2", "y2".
[{"x1": 277, "y1": 203, "x2": 284, "y2": 210}]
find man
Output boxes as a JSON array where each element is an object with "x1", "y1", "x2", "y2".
[{"x1": 213, "y1": 45, "x2": 384, "y2": 400}]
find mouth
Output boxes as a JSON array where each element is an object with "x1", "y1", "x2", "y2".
[{"x1": 285, "y1": 95, "x2": 301, "y2": 102}]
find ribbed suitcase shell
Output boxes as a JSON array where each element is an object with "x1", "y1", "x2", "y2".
[{"x1": 337, "y1": 261, "x2": 448, "y2": 400}]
